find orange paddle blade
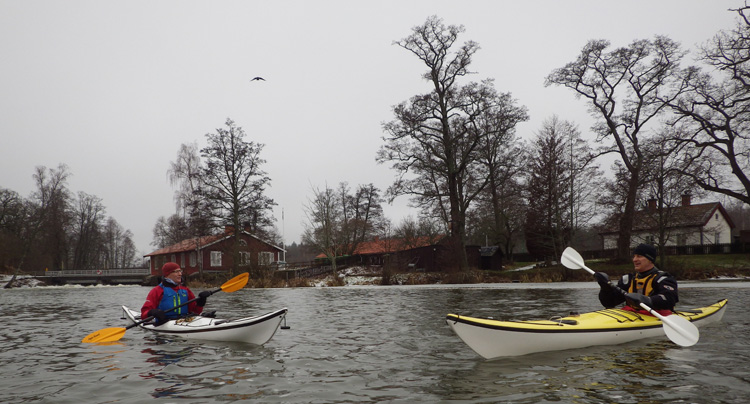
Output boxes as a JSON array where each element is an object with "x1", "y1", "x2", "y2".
[
  {"x1": 221, "y1": 272, "x2": 249, "y2": 293},
  {"x1": 82, "y1": 327, "x2": 126, "y2": 343}
]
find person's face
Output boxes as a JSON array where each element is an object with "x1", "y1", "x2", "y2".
[
  {"x1": 167, "y1": 268, "x2": 183, "y2": 283},
  {"x1": 632, "y1": 254, "x2": 654, "y2": 272}
]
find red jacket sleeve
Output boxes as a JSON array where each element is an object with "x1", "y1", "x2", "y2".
[
  {"x1": 141, "y1": 286, "x2": 164, "y2": 319},
  {"x1": 186, "y1": 288, "x2": 203, "y2": 315}
]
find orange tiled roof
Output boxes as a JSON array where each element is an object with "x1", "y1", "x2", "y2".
[
  {"x1": 315, "y1": 235, "x2": 443, "y2": 258},
  {"x1": 144, "y1": 234, "x2": 226, "y2": 257},
  {"x1": 352, "y1": 235, "x2": 441, "y2": 255}
]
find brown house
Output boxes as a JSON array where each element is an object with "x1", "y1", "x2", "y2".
[
  {"x1": 316, "y1": 235, "x2": 488, "y2": 271},
  {"x1": 145, "y1": 227, "x2": 285, "y2": 277}
]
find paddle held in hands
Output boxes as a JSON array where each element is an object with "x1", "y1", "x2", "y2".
[
  {"x1": 561, "y1": 247, "x2": 699, "y2": 347},
  {"x1": 82, "y1": 272, "x2": 250, "y2": 343}
]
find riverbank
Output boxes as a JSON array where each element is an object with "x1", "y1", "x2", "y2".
[{"x1": 4, "y1": 253, "x2": 750, "y2": 289}]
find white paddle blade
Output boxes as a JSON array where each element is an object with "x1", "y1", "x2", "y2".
[
  {"x1": 661, "y1": 315, "x2": 700, "y2": 347},
  {"x1": 560, "y1": 247, "x2": 582, "y2": 269},
  {"x1": 561, "y1": 247, "x2": 595, "y2": 275}
]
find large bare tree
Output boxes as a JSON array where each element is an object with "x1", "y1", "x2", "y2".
[
  {"x1": 546, "y1": 37, "x2": 685, "y2": 261},
  {"x1": 379, "y1": 17, "x2": 527, "y2": 270},
  {"x1": 664, "y1": 5, "x2": 750, "y2": 205},
  {"x1": 199, "y1": 118, "x2": 275, "y2": 275}
]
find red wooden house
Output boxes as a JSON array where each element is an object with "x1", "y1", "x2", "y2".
[{"x1": 144, "y1": 227, "x2": 285, "y2": 277}]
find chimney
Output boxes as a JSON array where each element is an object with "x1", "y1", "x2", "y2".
[
  {"x1": 682, "y1": 193, "x2": 691, "y2": 207},
  {"x1": 647, "y1": 198, "x2": 657, "y2": 212}
]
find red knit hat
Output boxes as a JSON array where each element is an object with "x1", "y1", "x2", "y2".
[{"x1": 162, "y1": 262, "x2": 181, "y2": 276}]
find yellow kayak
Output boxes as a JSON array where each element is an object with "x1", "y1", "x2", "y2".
[{"x1": 446, "y1": 299, "x2": 727, "y2": 359}]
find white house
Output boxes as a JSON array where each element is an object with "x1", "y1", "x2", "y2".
[{"x1": 600, "y1": 194, "x2": 735, "y2": 250}]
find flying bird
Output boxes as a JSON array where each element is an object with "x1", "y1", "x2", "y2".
[{"x1": 251, "y1": 76, "x2": 265, "y2": 81}]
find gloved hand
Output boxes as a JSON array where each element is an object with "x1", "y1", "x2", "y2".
[
  {"x1": 625, "y1": 292, "x2": 652, "y2": 308},
  {"x1": 196, "y1": 290, "x2": 211, "y2": 307},
  {"x1": 147, "y1": 309, "x2": 167, "y2": 325},
  {"x1": 594, "y1": 272, "x2": 610, "y2": 288}
]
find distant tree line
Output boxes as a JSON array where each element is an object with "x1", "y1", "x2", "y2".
[{"x1": 1, "y1": 164, "x2": 140, "y2": 281}]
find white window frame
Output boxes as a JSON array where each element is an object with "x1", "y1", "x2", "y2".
[
  {"x1": 190, "y1": 251, "x2": 197, "y2": 267},
  {"x1": 210, "y1": 251, "x2": 222, "y2": 267},
  {"x1": 258, "y1": 251, "x2": 273, "y2": 266},
  {"x1": 239, "y1": 251, "x2": 251, "y2": 266}
]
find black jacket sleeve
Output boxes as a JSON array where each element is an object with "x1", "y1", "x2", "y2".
[{"x1": 598, "y1": 276, "x2": 627, "y2": 308}]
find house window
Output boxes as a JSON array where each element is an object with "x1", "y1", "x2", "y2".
[
  {"x1": 677, "y1": 234, "x2": 686, "y2": 246},
  {"x1": 156, "y1": 256, "x2": 166, "y2": 271},
  {"x1": 210, "y1": 251, "x2": 222, "y2": 267},
  {"x1": 715, "y1": 233, "x2": 720, "y2": 244},
  {"x1": 190, "y1": 252, "x2": 196, "y2": 267},
  {"x1": 239, "y1": 239, "x2": 248, "y2": 247},
  {"x1": 180, "y1": 253, "x2": 186, "y2": 268},
  {"x1": 239, "y1": 252, "x2": 251, "y2": 266},
  {"x1": 171, "y1": 254, "x2": 176, "y2": 263},
  {"x1": 258, "y1": 251, "x2": 273, "y2": 265}
]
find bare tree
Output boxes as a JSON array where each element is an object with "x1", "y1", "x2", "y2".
[
  {"x1": 102, "y1": 217, "x2": 138, "y2": 268},
  {"x1": 0, "y1": 188, "x2": 26, "y2": 272},
  {"x1": 4, "y1": 165, "x2": 70, "y2": 287},
  {"x1": 339, "y1": 183, "x2": 386, "y2": 256},
  {"x1": 640, "y1": 129, "x2": 704, "y2": 261},
  {"x1": 71, "y1": 191, "x2": 105, "y2": 270},
  {"x1": 664, "y1": 5, "x2": 750, "y2": 205},
  {"x1": 393, "y1": 215, "x2": 443, "y2": 249},
  {"x1": 168, "y1": 142, "x2": 213, "y2": 236},
  {"x1": 151, "y1": 214, "x2": 191, "y2": 249},
  {"x1": 302, "y1": 184, "x2": 344, "y2": 272},
  {"x1": 380, "y1": 17, "x2": 528, "y2": 270},
  {"x1": 199, "y1": 118, "x2": 275, "y2": 275},
  {"x1": 546, "y1": 37, "x2": 685, "y2": 261}
]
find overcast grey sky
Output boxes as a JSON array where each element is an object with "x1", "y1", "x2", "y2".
[{"x1": 0, "y1": 1, "x2": 739, "y2": 256}]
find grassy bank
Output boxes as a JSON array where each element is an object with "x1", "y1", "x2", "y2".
[{"x1": 230, "y1": 253, "x2": 750, "y2": 288}]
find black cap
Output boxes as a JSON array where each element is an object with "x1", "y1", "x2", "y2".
[{"x1": 633, "y1": 244, "x2": 657, "y2": 263}]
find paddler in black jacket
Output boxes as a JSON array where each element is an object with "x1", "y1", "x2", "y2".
[{"x1": 594, "y1": 243, "x2": 678, "y2": 316}]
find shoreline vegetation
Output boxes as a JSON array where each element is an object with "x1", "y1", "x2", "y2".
[{"x1": 3, "y1": 254, "x2": 750, "y2": 289}]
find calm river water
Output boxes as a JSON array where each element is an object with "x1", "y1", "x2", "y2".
[{"x1": 1, "y1": 281, "x2": 748, "y2": 403}]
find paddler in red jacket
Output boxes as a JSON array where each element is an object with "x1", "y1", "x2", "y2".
[
  {"x1": 594, "y1": 243, "x2": 679, "y2": 316},
  {"x1": 141, "y1": 262, "x2": 209, "y2": 325}
]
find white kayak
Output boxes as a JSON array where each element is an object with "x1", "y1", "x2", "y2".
[{"x1": 122, "y1": 305, "x2": 287, "y2": 345}]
